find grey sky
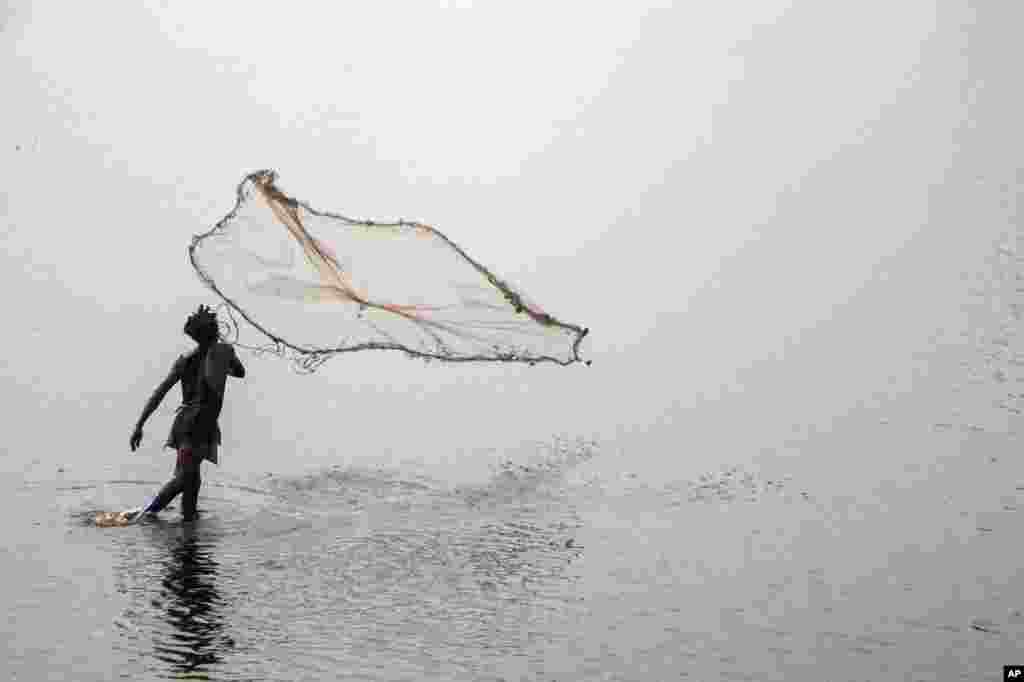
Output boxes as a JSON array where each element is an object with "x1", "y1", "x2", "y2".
[{"x1": 2, "y1": 2, "x2": 1019, "y2": 477}]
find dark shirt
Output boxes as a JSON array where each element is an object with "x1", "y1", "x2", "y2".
[{"x1": 166, "y1": 347, "x2": 223, "y2": 450}]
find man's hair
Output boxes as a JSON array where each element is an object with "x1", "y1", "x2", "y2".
[{"x1": 184, "y1": 305, "x2": 219, "y2": 344}]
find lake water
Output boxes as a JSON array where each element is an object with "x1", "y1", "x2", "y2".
[{"x1": 3, "y1": 231, "x2": 1022, "y2": 681}]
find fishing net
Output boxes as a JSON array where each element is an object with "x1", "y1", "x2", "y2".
[{"x1": 189, "y1": 171, "x2": 589, "y2": 372}]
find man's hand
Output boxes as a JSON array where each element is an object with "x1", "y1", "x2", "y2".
[
  {"x1": 228, "y1": 344, "x2": 245, "y2": 378},
  {"x1": 130, "y1": 427, "x2": 143, "y2": 452}
]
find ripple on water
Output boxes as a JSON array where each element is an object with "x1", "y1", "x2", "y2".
[
  {"x1": 74, "y1": 442, "x2": 594, "y2": 680},
  {"x1": 654, "y1": 465, "x2": 802, "y2": 506}
]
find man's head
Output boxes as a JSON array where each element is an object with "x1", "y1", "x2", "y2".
[{"x1": 184, "y1": 305, "x2": 219, "y2": 345}]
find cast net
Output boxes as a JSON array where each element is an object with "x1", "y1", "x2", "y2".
[{"x1": 189, "y1": 170, "x2": 588, "y2": 372}]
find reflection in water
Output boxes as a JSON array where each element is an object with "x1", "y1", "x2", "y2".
[
  {"x1": 149, "y1": 524, "x2": 234, "y2": 678},
  {"x1": 102, "y1": 453, "x2": 591, "y2": 680}
]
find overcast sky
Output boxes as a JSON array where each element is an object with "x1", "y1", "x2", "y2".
[{"x1": 2, "y1": 1, "x2": 1019, "y2": 476}]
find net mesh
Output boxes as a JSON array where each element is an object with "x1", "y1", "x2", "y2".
[{"x1": 189, "y1": 170, "x2": 589, "y2": 372}]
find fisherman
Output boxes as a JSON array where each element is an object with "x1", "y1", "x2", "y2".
[{"x1": 130, "y1": 306, "x2": 245, "y2": 521}]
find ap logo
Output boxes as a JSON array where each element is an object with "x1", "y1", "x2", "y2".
[{"x1": 1006, "y1": 666, "x2": 1024, "y2": 680}]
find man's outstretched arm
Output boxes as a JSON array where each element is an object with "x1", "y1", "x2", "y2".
[{"x1": 131, "y1": 359, "x2": 181, "y2": 451}]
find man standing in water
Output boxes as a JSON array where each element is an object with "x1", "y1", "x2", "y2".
[{"x1": 130, "y1": 306, "x2": 245, "y2": 521}]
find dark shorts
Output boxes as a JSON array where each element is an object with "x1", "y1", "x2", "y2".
[
  {"x1": 175, "y1": 442, "x2": 219, "y2": 465},
  {"x1": 177, "y1": 447, "x2": 195, "y2": 467}
]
